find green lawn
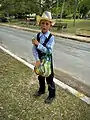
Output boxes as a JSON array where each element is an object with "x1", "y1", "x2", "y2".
[
  {"x1": 57, "y1": 19, "x2": 90, "y2": 35},
  {"x1": 0, "y1": 49, "x2": 90, "y2": 120},
  {"x1": 6, "y1": 18, "x2": 90, "y2": 35}
]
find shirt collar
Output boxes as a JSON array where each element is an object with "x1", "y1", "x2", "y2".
[{"x1": 40, "y1": 31, "x2": 50, "y2": 38}]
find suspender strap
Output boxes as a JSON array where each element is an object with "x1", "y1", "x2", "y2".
[
  {"x1": 37, "y1": 32, "x2": 52, "y2": 47},
  {"x1": 37, "y1": 32, "x2": 40, "y2": 42},
  {"x1": 43, "y1": 33, "x2": 52, "y2": 47}
]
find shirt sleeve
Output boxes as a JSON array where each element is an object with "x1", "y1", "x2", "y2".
[
  {"x1": 32, "y1": 33, "x2": 40, "y2": 61},
  {"x1": 37, "y1": 35, "x2": 55, "y2": 54},
  {"x1": 32, "y1": 45, "x2": 40, "y2": 61}
]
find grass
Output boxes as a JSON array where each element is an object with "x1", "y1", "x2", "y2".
[
  {"x1": 7, "y1": 19, "x2": 40, "y2": 30},
  {"x1": 0, "y1": 49, "x2": 90, "y2": 120},
  {"x1": 5, "y1": 18, "x2": 90, "y2": 35},
  {"x1": 57, "y1": 19, "x2": 90, "y2": 35}
]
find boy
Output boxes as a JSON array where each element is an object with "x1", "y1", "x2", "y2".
[{"x1": 32, "y1": 11, "x2": 55, "y2": 104}]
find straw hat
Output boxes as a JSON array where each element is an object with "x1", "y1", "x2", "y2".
[{"x1": 36, "y1": 11, "x2": 55, "y2": 26}]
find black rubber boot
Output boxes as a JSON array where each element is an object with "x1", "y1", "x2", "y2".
[
  {"x1": 34, "y1": 91, "x2": 45, "y2": 97},
  {"x1": 45, "y1": 96, "x2": 55, "y2": 104},
  {"x1": 45, "y1": 84, "x2": 55, "y2": 104}
]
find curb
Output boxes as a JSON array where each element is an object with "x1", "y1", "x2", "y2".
[
  {"x1": 0, "y1": 45, "x2": 90, "y2": 105},
  {"x1": 0, "y1": 24, "x2": 90, "y2": 43}
]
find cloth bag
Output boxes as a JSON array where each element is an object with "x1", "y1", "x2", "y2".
[{"x1": 34, "y1": 54, "x2": 51, "y2": 77}]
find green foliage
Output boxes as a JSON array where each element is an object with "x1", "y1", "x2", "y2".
[
  {"x1": 0, "y1": 0, "x2": 39, "y2": 18},
  {"x1": 0, "y1": 0, "x2": 90, "y2": 19},
  {"x1": 77, "y1": 0, "x2": 90, "y2": 18},
  {"x1": 66, "y1": 13, "x2": 79, "y2": 19},
  {"x1": 87, "y1": 11, "x2": 90, "y2": 17}
]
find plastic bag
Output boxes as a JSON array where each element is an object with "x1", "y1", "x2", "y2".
[{"x1": 34, "y1": 55, "x2": 51, "y2": 77}]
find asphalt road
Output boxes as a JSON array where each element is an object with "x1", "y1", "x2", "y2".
[{"x1": 0, "y1": 26, "x2": 90, "y2": 87}]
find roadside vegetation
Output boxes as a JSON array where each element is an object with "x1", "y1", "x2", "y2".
[
  {"x1": 0, "y1": 49, "x2": 90, "y2": 120},
  {"x1": 0, "y1": 0, "x2": 90, "y2": 36},
  {"x1": 3, "y1": 18, "x2": 90, "y2": 36}
]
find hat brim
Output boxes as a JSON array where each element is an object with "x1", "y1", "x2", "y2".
[{"x1": 36, "y1": 15, "x2": 55, "y2": 26}]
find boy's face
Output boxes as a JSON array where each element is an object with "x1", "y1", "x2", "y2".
[{"x1": 40, "y1": 20, "x2": 51, "y2": 33}]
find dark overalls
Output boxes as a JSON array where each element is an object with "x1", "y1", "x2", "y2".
[{"x1": 36, "y1": 33, "x2": 55, "y2": 98}]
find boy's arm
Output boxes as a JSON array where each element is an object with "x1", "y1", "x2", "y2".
[
  {"x1": 32, "y1": 45, "x2": 40, "y2": 61},
  {"x1": 32, "y1": 45, "x2": 41, "y2": 67},
  {"x1": 32, "y1": 35, "x2": 41, "y2": 67},
  {"x1": 32, "y1": 34, "x2": 40, "y2": 61}
]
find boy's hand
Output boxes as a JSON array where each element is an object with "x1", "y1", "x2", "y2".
[
  {"x1": 32, "y1": 39, "x2": 39, "y2": 45},
  {"x1": 35, "y1": 60, "x2": 41, "y2": 67}
]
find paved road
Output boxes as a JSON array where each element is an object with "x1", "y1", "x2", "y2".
[{"x1": 0, "y1": 26, "x2": 90, "y2": 87}]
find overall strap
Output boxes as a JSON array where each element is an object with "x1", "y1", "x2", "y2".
[
  {"x1": 37, "y1": 32, "x2": 40, "y2": 42},
  {"x1": 43, "y1": 33, "x2": 52, "y2": 47},
  {"x1": 37, "y1": 32, "x2": 52, "y2": 46}
]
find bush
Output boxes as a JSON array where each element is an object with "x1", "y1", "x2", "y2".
[
  {"x1": 53, "y1": 22, "x2": 67, "y2": 30},
  {"x1": 66, "y1": 13, "x2": 79, "y2": 19},
  {"x1": 0, "y1": 17, "x2": 8, "y2": 22},
  {"x1": 66, "y1": 14, "x2": 73, "y2": 19}
]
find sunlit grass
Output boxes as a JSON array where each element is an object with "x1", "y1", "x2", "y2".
[{"x1": 0, "y1": 49, "x2": 90, "y2": 120}]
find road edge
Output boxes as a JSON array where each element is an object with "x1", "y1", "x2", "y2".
[{"x1": 0, "y1": 23, "x2": 90, "y2": 43}]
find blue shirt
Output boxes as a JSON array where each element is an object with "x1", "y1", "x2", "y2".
[{"x1": 32, "y1": 31, "x2": 55, "y2": 61}]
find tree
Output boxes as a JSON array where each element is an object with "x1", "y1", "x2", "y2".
[
  {"x1": 42, "y1": 0, "x2": 56, "y2": 12},
  {"x1": 0, "y1": 0, "x2": 90, "y2": 19},
  {"x1": 77, "y1": 0, "x2": 90, "y2": 18},
  {"x1": 0, "y1": 0, "x2": 40, "y2": 18}
]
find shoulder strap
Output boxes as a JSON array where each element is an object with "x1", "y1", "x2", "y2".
[
  {"x1": 36, "y1": 32, "x2": 52, "y2": 47},
  {"x1": 37, "y1": 32, "x2": 40, "y2": 42},
  {"x1": 43, "y1": 33, "x2": 52, "y2": 47}
]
